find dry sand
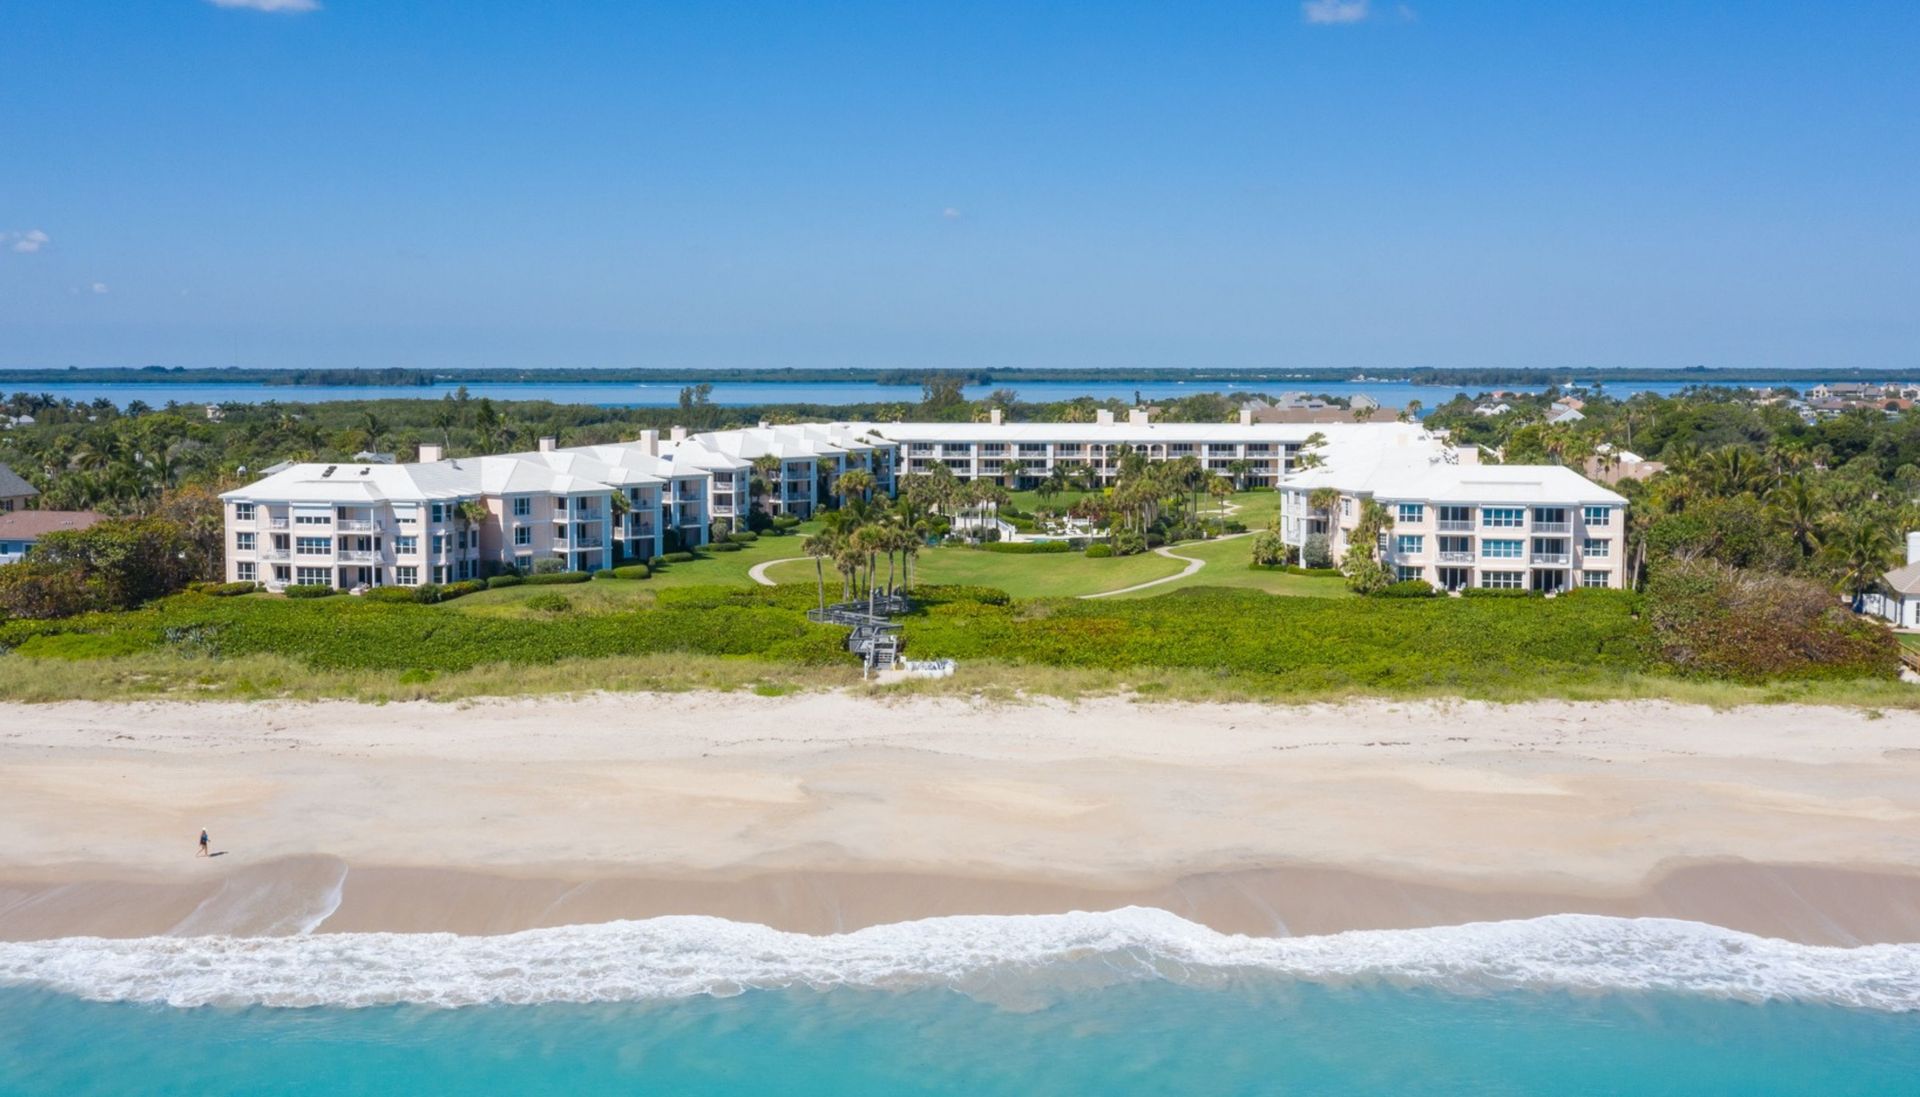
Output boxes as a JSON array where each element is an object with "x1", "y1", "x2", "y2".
[{"x1": 2, "y1": 694, "x2": 1918, "y2": 944}]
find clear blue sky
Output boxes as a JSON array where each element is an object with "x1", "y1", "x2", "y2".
[{"x1": 2, "y1": 0, "x2": 1915, "y2": 372}]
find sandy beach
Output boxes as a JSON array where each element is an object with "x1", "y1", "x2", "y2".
[{"x1": 2, "y1": 693, "x2": 1919, "y2": 945}]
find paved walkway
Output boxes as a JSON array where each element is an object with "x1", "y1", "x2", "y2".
[
  {"x1": 1078, "y1": 532, "x2": 1252, "y2": 600},
  {"x1": 748, "y1": 557, "x2": 807, "y2": 587}
]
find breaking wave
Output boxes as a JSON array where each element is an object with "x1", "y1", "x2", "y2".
[{"x1": 3, "y1": 908, "x2": 1917, "y2": 1011}]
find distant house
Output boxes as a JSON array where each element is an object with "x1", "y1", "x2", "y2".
[
  {"x1": 1547, "y1": 402, "x2": 1586, "y2": 425},
  {"x1": 0, "y1": 463, "x2": 38, "y2": 513},
  {"x1": 1582, "y1": 447, "x2": 1665, "y2": 485},
  {"x1": 1865, "y1": 534, "x2": 1920, "y2": 628},
  {"x1": 1473, "y1": 402, "x2": 1512, "y2": 417},
  {"x1": 0, "y1": 509, "x2": 105, "y2": 564}
]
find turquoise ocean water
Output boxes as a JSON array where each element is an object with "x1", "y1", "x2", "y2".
[{"x1": 3, "y1": 909, "x2": 1918, "y2": 1095}]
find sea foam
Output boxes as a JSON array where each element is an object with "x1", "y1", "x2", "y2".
[{"x1": 2, "y1": 909, "x2": 1917, "y2": 1011}]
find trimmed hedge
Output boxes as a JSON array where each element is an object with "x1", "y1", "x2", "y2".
[
  {"x1": 729, "y1": 531, "x2": 760, "y2": 543},
  {"x1": 441, "y1": 579, "x2": 487, "y2": 599},
  {"x1": 771, "y1": 514, "x2": 802, "y2": 530},
  {"x1": 610, "y1": 564, "x2": 652, "y2": 580},
  {"x1": 1085, "y1": 544, "x2": 1115, "y2": 559},
  {"x1": 487, "y1": 574, "x2": 525, "y2": 588},
  {"x1": 706, "y1": 541, "x2": 743, "y2": 553},
  {"x1": 653, "y1": 551, "x2": 696, "y2": 566},
  {"x1": 593, "y1": 569, "x2": 620, "y2": 580},
  {"x1": 523, "y1": 570, "x2": 591, "y2": 585},
  {"x1": 978, "y1": 541, "x2": 1072, "y2": 555},
  {"x1": 1377, "y1": 579, "x2": 1435, "y2": 598},
  {"x1": 1250, "y1": 563, "x2": 1342, "y2": 577},
  {"x1": 362, "y1": 586, "x2": 419, "y2": 604},
  {"x1": 205, "y1": 581, "x2": 259, "y2": 597},
  {"x1": 283, "y1": 585, "x2": 336, "y2": 599}
]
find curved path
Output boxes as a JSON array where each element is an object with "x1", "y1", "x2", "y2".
[
  {"x1": 748, "y1": 556, "x2": 807, "y2": 587},
  {"x1": 1077, "y1": 532, "x2": 1252, "y2": 600}
]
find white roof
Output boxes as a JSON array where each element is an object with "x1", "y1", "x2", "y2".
[
  {"x1": 222, "y1": 454, "x2": 617, "y2": 504},
  {"x1": 1283, "y1": 445, "x2": 1626, "y2": 506},
  {"x1": 864, "y1": 420, "x2": 1433, "y2": 445}
]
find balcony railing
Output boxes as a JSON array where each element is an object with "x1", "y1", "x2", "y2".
[
  {"x1": 1532, "y1": 553, "x2": 1572, "y2": 565},
  {"x1": 1436, "y1": 519, "x2": 1474, "y2": 532},
  {"x1": 263, "y1": 517, "x2": 290, "y2": 530},
  {"x1": 336, "y1": 550, "x2": 377, "y2": 563},
  {"x1": 1532, "y1": 521, "x2": 1572, "y2": 535},
  {"x1": 572, "y1": 536, "x2": 604, "y2": 549},
  {"x1": 258, "y1": 549, "x2": 291, "y2": 561},
  {"x1": 336, "y1": 519, "x2": 377, "y2": 532},
  {"x1": 1437, "y1": 551, "x2": 1475, "y2": 563}
]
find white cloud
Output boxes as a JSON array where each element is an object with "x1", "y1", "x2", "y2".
[
  {"x1": 7, "y1": 229, "x2": 49, "y2": 254},
  {"x1": 206, "y1": 0, "x2": 321, "y2": 12},
  {"x1": 89, "y1": 282, "x2": 109, "y2": 295},
  {"x1": 1302, "y1": 0, "x2": 1370, "y2": 24},
  {"x1": 941, "y1": 207, "x2": 963, "y2": 220}
]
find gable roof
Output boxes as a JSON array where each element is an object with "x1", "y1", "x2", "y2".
[
  {"x1": 1881, "y1": 561, "x2": 1920, "y2": 595},
  {"x1": 0, "y1": 509, "x2": 103, "y2": 539},
  {"x1": 0, "y1": 463, "x2": 38, "y2": 498}
]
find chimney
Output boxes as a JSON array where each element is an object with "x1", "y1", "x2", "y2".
[
  {"x1": 1129, "y1": 408, "x2": 1149, "y2": 426},
  {"x1": 1455, "y1": 445, "x2": 1480, "y2": 466},
  {"x1": 1907, "y1": 531, "x2": 1920, "y2": 566},
  {"x1": 538, "y1": 436, "x2": 556, "y2": 453},
  {"x1": 669, "y1": 426, "x2": 688, "y2": 443},
  {"x1": 639, "y1": 429, "x2": 660, "y2": 457},
  {"x1": 1096, "y1": 409, "x2": 1115, "y2": 426},
  {"x1": 1238, "y1": 409, "x2": 1253, "y2": 426},
  {"x1": 989, "y1": 408, "x2": 1003, "y2": 426},
  {"x1": 417, "y1": 442, "x2": 443, "y2": 463}
]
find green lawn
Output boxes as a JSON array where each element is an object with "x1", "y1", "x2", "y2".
[
  {"x1": 1008, "y1": 488, "x2": 1279, "y2": 527},
  {"x1": 448, "y1": 531, "x2": 814, "y2": 616},
  {"x1": 762, "y1": 544, "x2": 1187, "y2": 599},
  {"x1": 1113, "y1": 536, "x2": 1351, "y2": 600}
]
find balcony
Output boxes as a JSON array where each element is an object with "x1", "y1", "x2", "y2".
[
  {"x1": 1531, "y1": 553, "x2": 1572, "y2": 566},
  {"x1": 258, "y1": 548, "x2": 291, "y2": 562},
  {"x1": 572, "y1": 536, "x2": 604, "y2": 549},
  {"x1": 263, "y1": 517, "x2": 290, "y2": 530},
  {"x1": 1438, "y1": 551, "x2": 1475, "y2": 564},
  {"x1": 1436, "y1": 520, "x2": 1473, "y2": 532},
  {"x1": 336, "y1": 550, "x2": 377, "y2": 563},
  {"x1": 1532, "y1": 522, "x2": 1572, "y2": 535},
  {"x1": 336, "y1": 519, "x2": 377, "y2": 532}
]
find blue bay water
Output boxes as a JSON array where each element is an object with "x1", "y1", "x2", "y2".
[
  {"x1": 3, "y1": 982, "x2": 1917, "y2": 1097},
  {"x1": 4, "y1": 377, "x2": 1808, "y2": 410}
]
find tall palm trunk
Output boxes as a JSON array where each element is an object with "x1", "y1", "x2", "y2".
[{"x1": 814, "y1": 558, "x2": 826, "y2": 613}]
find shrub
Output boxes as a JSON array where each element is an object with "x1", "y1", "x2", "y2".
[
  {"x1": 611, "y1": 564, "x2": 652, "y2": 580},
  {"x1": 593, "y1": 569, "x2": 620, "y2": 580},
  {"x1": 1342, "y1": 546, "x2": 1390, "y2": 594},
  {"x1": 523, "y1": 570, "x2": 590, "y2": 585},
  {"x1": 1646, "y1": 560, "x2": 1898, "y2": 681},
  {"x1": 979, "y1": 541, "x2": 1071, "y2": 554},
  {"x1": 771, "y1": 514, "x2": 802, "y2": 530},
  {"x1": 283, "y1": 584, "x2": 337, "y2": 599},
  {"x1": 1111, "y1": 529, "x2": 1147, "y2": 556},
  {"x1": 0, "y1": 563, "x2": 101, "y2": 620},
  {"x1": 1463, "y1": 588, "x2": 1533, "y2": 599},
  {"x1": 707, "y1": 541, "x2": 743, "y2": 553},
  {"x1": 523, "y1": 592, "x2": 572, "y2": 613},
  {"x1": 440, "y1": 579, "x2": 487, "y2": 600},
  {"x1": 659, "y1": 551, "x2": 696, "y2": 564},
  {"x1": 1302, "y1": 534, "x2": 1333, "y2": 569},
  {"x1": 363, "y1": 586, "x2": 419, "y2": 604},
  {"x1": 531, "y1": 557, "x2": 565, "y2": 575},
  {"x1": 1377, "y1": 579, "x2": 1435, "y2": 598},
  {"x1": 648, "y1": 555, "x2": 667, "y2": 568},
  {"x1": 729, "y1": 531, "x2": 760, "y2": 543},
  {"x1": 1249, "y1": 530, "x2": 1289, "y2": 566},
  {"x1": 1085, "y1": 544, "x2": 1115, "y2": 559},
  {"x1": 207, "y1": 581, "x2": 259, "y2": 597},
  {"x1": 487, "y1": 574, "x2": 525, "y2": 588}
]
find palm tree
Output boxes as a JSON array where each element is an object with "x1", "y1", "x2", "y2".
[
  {"x1": 1206, "y1": 473, "x2": 1233, "y2": 519},
  {"x1": 835, "y1": 468, "x2": 877, "y2": 504},
  {"x1": 1827, "y1": 519, "x2": 1896, "y2": 608},
  {"x1": 801, "y1": 532, "x2": 834, "y2": 613},
  {"x1": 1766, "y1": 475, "x2": 1827, "y2": 563},
  {"x1": 1307, "y1": 487, "x2": 1341, "y2": 541}
]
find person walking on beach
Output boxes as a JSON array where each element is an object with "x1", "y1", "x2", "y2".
[{"x1": 197, "y1": 828, "x2": 210, "y2": 857}]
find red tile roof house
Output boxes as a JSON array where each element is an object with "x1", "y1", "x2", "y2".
[{"x1": 0, "y1": 509, "x2": 106, "y2": 564}]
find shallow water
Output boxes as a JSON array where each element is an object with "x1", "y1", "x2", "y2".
[{"x1": 3, "y1": 909, "x2": 1916, "y2": 1095}]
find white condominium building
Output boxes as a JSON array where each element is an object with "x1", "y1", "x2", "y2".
[
  {"x1": 866, "y1": 409, "x2": 1431, "y2": 488},
  {"x1": 1278, "y1": 443, "x2": 1628, "y2": 593}
]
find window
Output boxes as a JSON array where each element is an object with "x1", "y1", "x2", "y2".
[
  {"x1": 1582, "y1": 571, "x2": 1610, "y2": 589},
  {"x1": 1481, "y1": 571, "x2": 1524, "y2": 589},
  {"x1": 430, "y1": 503, "x2": 447, "y2": 523},
  {"x1": 1395, "y1": 535, "x2": 1424, "y2": 555},
  {"x1": 235, "y1": 532, "x2": 255, "y2": 551},
  {"x1": 514, "y1": 554, "x2": 533, "y2": 573},
  {"x1": 554, "y1": 497, "x2": 568, "y2": 513},
  {"x1": 434, "y1": 566, "x2": 450, "y2": 584},
  {"x1": 273, "y1": 565, "x2": 290, "y2": 582},
  {"x1": 1437, "y1": 505, "x2": 1472, "y2": 526},
  {"x1": 1396, "y1": 566, "x2": 1423, "y2": 582},
  {"x1": 395, "y1": 535, "x2": 418, "y2": 555},
  {"x1": 1482, "y1": 507, "x2": 1525, "y2": 528},
  {"x1": 433, "y1": 533, "x2": 449, "y2": 554},
  {"x1": 236, "y1": 562, "x2": 256, "y2": 581},
  {"x1": 295, "y1": 567, "x2": 330, "y2": 586},
  {"x1": 234, "y1": 503, "x2": 255, "y2": 521},
  {"x1": 1482, "y1": 539, "x2": 1524, "y2": 559},
  {"x1": 1341, "y1": 498, "x2": 1353, "y2": 517},
  {"x1": 295, "y1": 513, "x2": 330, "y2": 526},
  {"x1": 457, "y1": 559, "x2": 472, "y2": 580},
  {"x1": 295, "y1": 537, "x2": 331, "y2": 556},
  {"x1": 512, "y1": 496, "x2": 532, "y2": 517},
  {"x1": 1533, "y1": 507, "x2": 1568, "y2": 525},
  {"x1": 514, "y1": 526, "x2": 531, "y2": 546},
  {"x1": 1583, "y1": 539, "x2": 1610, "y2": 558},
  {"x1": 1583, "y1": 506, "x2": 1611, "y2": 527},
  {"x1": 1396, "y1": 503, "x2": 1425, "y2": 524},
  {"x1": 395, "y1": 566, "x2": 418, "y2": 586}
]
